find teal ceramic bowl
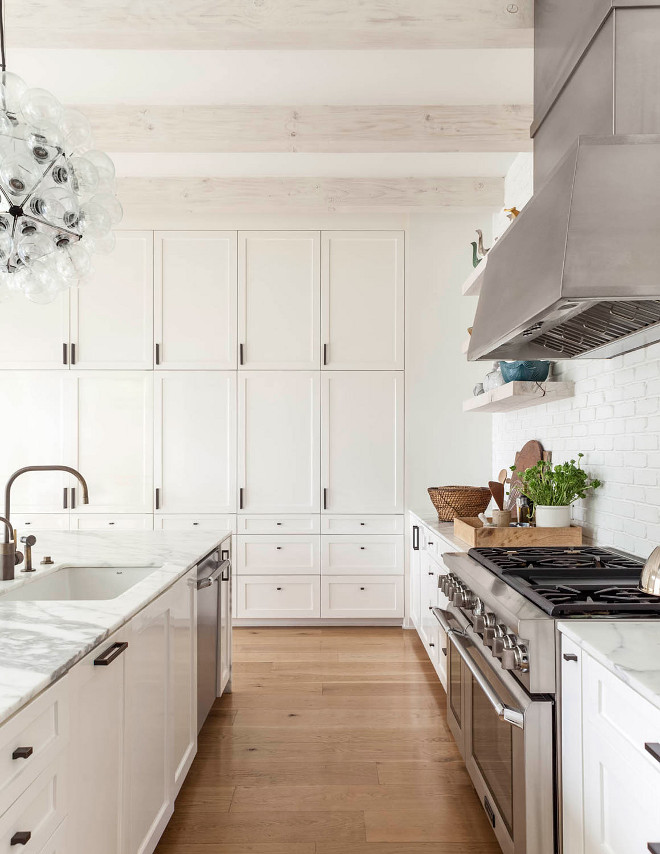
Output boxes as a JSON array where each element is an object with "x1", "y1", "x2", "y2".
[{"x1": 499, "y1": 360, "x2": 551, "y2": 383}]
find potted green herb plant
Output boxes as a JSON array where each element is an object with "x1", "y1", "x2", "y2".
[{"x1": 511, "y1": 453, "x2": 602, "y2": 528}]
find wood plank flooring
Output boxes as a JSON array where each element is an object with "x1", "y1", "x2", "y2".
[{"x1": 155, "y1": 627, "x2": 500, "y2": 854}]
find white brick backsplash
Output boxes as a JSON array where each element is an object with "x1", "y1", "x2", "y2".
[{"x1": 493, "y1": 349, "x2": 660, "y2": 559}]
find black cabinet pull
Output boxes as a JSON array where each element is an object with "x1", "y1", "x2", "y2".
[
  {"x1": 11, "y1": 832, "x2": 31, "y2": 846},
  {"x1": 70, "y1": 343, "x2": 76, "y2": 365},
  {"x1": 12, "y1": 746, "x2": 33, "y2": 760},
  {"x1": 563, "y1": 653, "x2": 578, "y2": 662},
  {"x1": 360, "y1": 546, "x2": 365, "y2": 550},
  {"x1": 648, "y1": 845, "x2": 660, "y2": 853},
  {"x1": 429, "y1": 642, "x2": 435, "y2": 648},
  {"x1": 412, "y1": 525, "x2": 419, "y2": 551},
  {"x1": 71, "y1": 487, "x2": 76, "y2": 509},
  {"x1": 239, "y1": 487, "x2": 244, "y2": 510},
  {"x1": 155, "y1": 488, "x2": 160, "y2": 510},
  {"x1": 239, "y1": 343, "x2": 244, "y2": 365},
  {"x1": 155, "y1": 343, "x2": 160, "y2": 365},
  {"x1": 442, "y1": 647, "x2": 448, "y2": 656},
  {"x1": 94, "y1": 641, "x2": 128, "y2": 666},
  {"x1": 645, "y1": 743, "x2": 660, "y2": 764},
  {"x1": 276, "y1": 546, "x2": 282, "y2": 550},
  {"x1": 62, "y1": 342, "x2": 68, "y2": 365},
  {"x1": 276, "y1": 587, "x2": 282, "y2": 591},
  {"x1": 323, "y1": 343, "x2": 328, "y2": 366},
  {"x1": 428, "y1": 571, "x2": 434, "y2": 576},
  {"x1": 323, "y1": 488, "x2": 327, "y2": 510},
  {"x1": 360, "y1": 587, "x2": 365, "y2": 591},
  {"x1": 63, "y1": 487, "x2": 68, "y2": 510}
]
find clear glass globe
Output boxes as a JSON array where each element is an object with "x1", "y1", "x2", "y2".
[
  {"x1": 91, "y1": 191, "x2": 123, "y2": 226},
  {"x1": 38, "y1": 186, "x2": 80, "y2": 230},
  {"x1": 0, "y1": 110, "x2": 14, "y2": 137},
  {"x1": 86, "y1": 230, "x2": 116, "y2": 255},
  {"x1": 0, "y1": 154, "x2": 41, "y2": 198},
  {"x1": 59, "y1": 109, "x2": 92, "y2": 153},
  {"x1": 0, "y1": 71, "x2": 28, "y2": 117},
  {"x1": 55, "y1": 240, "x2": 91, "y2": 281},
  {"x1": 68, "y1": 156, "x2": 99, "y2": 198},
  {"x1": 82, "y1": 149, "x2": 115, "y2": 183},
  {"x1": 16, "y1": 231, "x2": 54, "y2": 265},
  {"x1": 78, "y1": 201, "x2": 111, "y2": 238},
  {"x1": 25, "y1": 256, "x2": 68, "y2": 302},
  {"x1": 20, "y1": 88, "x2": 63, "y2": 130},
  {"x1": 0, "y1": 229, "x2": 13, "y2": 262}
]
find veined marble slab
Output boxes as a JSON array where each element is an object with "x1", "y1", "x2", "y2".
[
  {"x1": 559, "y1": 620, "x2": 660, "y2": 713},
  {"x1": 0, "y1": 530, "x2": 231, "y2": 726}
]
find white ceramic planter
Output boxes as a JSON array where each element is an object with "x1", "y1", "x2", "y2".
[{"x1": 536, "y1": 505, "x2": 571, "y2": 528}]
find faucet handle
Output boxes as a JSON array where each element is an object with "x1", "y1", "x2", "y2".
[
  {"x1": 14, "y1": 550, "x2": 24, "y2": 566},
  {"x1": 20, "y1": 535, "x2": 36, "y2": 547}
]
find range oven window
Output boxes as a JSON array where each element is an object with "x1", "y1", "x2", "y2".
[
  {"x1": 448, "y1": 642, "x2": 462, "y2": 726},
  {"x1": 471, "y1": 675, "x2": 514, "y2": 835}
]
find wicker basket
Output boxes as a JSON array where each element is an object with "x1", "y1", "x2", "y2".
[{"x1": 428, "y1": 486, "x2": 492, "y2": 522}]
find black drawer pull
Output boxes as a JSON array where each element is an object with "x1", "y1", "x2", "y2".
[
  {"x1": 648, "y1": 845, "x2": 660, "y2": 854},
  {"x1": 563, "y1": 653, "x2": 578, "y2": 662},
  {"x1": 429, "y1": 642, "x2": 435, "y2": 648},
  {"x1": 12, "y1": 746, "x2": 33, "y2": 760},
  {"x1": 94, "y1": 641, "x2": 128, "y2": 666},
  {"x1": 442, "y1": 647, "x2": 447, "y2": 656},
  {"x1": 360, "y1": 546, "x2": 365, "y2": 550},
  {"x1": 360, "y1": 587, "x2": 365, "y2": 591},
  {"x1": 11, "y1": 832, "x2": 31, "y2": 846},
  {"x1": 276, "y1": 546, "x2": 282, "y2": 550},
  {"x1": 276, "y1": 587, "x2": 282, "y2": 591},
  {"x1": 645, "y1": 743, "x2": 660, "y2": 764}
]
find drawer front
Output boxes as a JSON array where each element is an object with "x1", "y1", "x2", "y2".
[
  {"x1": 0, "y1": 760, "x2": 67, "y2": 854},
  {"x1": 156, "y1": 514, "x2": 236, "y2": 533},
  {"x1": 70, "y1": 514, "x2": 153, "y2": 531},
  {"x1": 321, "y1": 575, "x2": 404, "y2": 618},
  {"x1": 321, "y1": 515, "x2": 403, "y2": 535},
  {"x1": 0, "y1": 680, "x2": 69, "y2": 813},
  {"x1": 38, "y1": 820, "x2": 68, "y2": 854},
  {"x1": 237, "y1": 515, "x2": 320, "y2": 535},
  {"x1": 321, "y1": 535, "x2": 403, "y2": 576},
  {"x1": 236, "y1": 536, "x2": 320, "y2": 576},
  {"x1": 11, "y1": 516, "x2": 70, "y2": 535},
  {"x1": 236, "y1": 575, "x2": 320, "y2": 618}
]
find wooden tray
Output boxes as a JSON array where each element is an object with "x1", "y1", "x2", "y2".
[{"x1": 454, "y1": 517, "x2": 583, "y2": 548}]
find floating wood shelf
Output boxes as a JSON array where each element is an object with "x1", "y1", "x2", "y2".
[
  {"x1": 461, "y1": 257, "x2": 487, "y2": 297},
  {"x1": 461, "y1": 337, "x2": 470, "y2": 355},
  {"x1": 463, "y1": 381, "x2": 575, "y2": 413}
]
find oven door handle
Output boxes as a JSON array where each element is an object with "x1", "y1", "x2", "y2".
[{"x1": 432, "y1": 607, "x2": 525, "y2": 730}]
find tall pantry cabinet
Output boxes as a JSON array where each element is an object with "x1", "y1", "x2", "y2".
[{"x1": 0, "y1": 229, "x2": 405, "y2": 623}]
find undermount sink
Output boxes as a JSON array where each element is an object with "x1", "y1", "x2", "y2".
[{"x1": 0, "y1": 565, "x2": 156, "y2": 602}]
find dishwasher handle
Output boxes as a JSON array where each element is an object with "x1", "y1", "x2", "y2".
[{"x1": 197, "y1": 559, "x2": 230, "y2": 590}]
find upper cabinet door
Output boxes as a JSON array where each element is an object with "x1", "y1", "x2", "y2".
[
  {"x1": 0, "y1": 372, "x2": 75, "y2": 512},
  {"x1": 71, "y1": 231, "x2": 153, "y2": 370},
  {"x1": 238, "y1": 231, "x2": 320, "y2": 369},
  {"x1": 155, "y1": 372, "x2": 236, "y2": 514},
  {"x1": 155, "y1": 231, "x2": 237, "y2": 369},
  {"x1": 238, "y1": 371, "x2": 320, "y2": 514},
  {"x1": 0, "y1": 290, "x2": 69, "y2": 369},
  {"x1": 321, "y1": 231, "x2": 404, "y2": 370},
  {"x1": 73, "y1": 372, "x2": 154, "y2": 513},
  {"x1": 321, "y1": 371, "x2": 404, "y2": 514}
]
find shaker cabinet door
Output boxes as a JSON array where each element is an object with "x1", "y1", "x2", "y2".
[
  {"x1": 0, "y1": 290, "x2": 69, "y2": 369},
  {"x1": 238, "y1": 231, "x2": 320, "y2": 369},
  {"x1": 155, "y1": 231, "x2": 237, "y2": 369}
]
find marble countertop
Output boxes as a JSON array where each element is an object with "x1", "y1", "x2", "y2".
[
  {"x1": 409, "y1": 510, "x2": 469, "y2": 552},
  {"x1": 0, "y1": 530, "x2": 231, "y2": 727},
  {"x1": 559, "y1": 621, "x2": 660, "y2": 713}
]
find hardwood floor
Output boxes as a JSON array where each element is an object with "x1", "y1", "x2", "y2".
[{"x1": 155, "y1": 627, "x2": 500, "y2": 854}]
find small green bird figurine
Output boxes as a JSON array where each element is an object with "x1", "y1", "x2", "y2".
[{"x1": 471, "y1": 241, "x2": 481, "y2": 268}]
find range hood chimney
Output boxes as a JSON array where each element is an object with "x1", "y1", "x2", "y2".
[{"x1": 469, "y1": 2, "x2": 660, "y2": 361}]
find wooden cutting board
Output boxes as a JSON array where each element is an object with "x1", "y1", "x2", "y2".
[{"x1": 507, "y1": 440, "x2": 544, "y2": 510}]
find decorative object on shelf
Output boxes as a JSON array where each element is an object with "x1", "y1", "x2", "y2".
[
  {"x1": 488, "y1": 480, "x2": 505, "y2": 511},
  {"x1": 499, "y1": 360, "x2": 551, "y2": 383},
  {"x1": 0, "y1": 0, "x2": 122, "y2": 304},
  {"x1": 427, "y1": 485, "x2": 491, "y2": 522},
  {"x1": 476, "y1": 229, "x2": 490, "y2": 258},
  {"x1": 473, "y1": 382, "x2": 484, "y2": 396},
  {"x1": 454, "y1": 516, "x2": 583, "y2": 547},
  {"x1": 483, "y1": 360, "x2": 505, "y2": 392},
  {"x1": 516, "y1": 495, "x2": 532, "y2": 524},
  {"x1": 505, "y1": 207, "x2": 521, "y2": 220},
  {"x1": 470, "y1": 241, "x2": 481, "y2": 268},
  {"x1": 511, "y1": 453, "x2": 602, "y2": 528},
  {"x1": 478, "y1": 512, "x2": 495, "y2": 528},
  {"x1": 492, "y1": 508, "x2": 512, "y2": 527},
  {"x1": 507, "y1": 439, "x2": 545, "y2": 510}
]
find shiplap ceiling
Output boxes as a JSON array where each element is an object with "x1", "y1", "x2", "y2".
[{"x1": 5, "y1": 1, "x2": 534, "y2": 212}]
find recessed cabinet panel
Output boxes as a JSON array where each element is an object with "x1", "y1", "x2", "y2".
[
  {"x1": 70, "y1": 514, "x2": 153, "y2": 530},
  {"x1": 238, "y1": 231, "x2": 320, "y2": 369},
  {"x1": 156, "y1": 514, "x2": 236, "y2": 533},
  {"x1": 10, "y1": 514, "x2": 70, "y2": 533},
  {"x1": 237, "y1": 575, "x2": 320, "y2": 619},
  {"x1": 0, "y1": 372, "x2": 74, "y2": 512},
  {"x1": 236, "y1": 535, "x2": 320, "y2": 576},
  {"x1": 321, "y1": 535, "x2": 403, "y2": 576},
  {"x1": 321, "y1": 576, "x2": 404, "y2": 618},
  {"x1": 155, "y1": 231, "x2": 237, "y2": 369},
  {"x1": 0, "y1": 290, "x2": 69, "y2": 369},
  {"x1": 236, "y1": 515, "x2": 320, "y2": 535},
  {"x1": 73, "y1": 372, "x2": 153, "y2": 513},
  {"x1": 321, "y1": 371, "x2": 404, "y2": 514},
  {"x1": 321, "y1": 515, "x2": 404, "y2": 535},
  {"x1": 171, "y1": 567, "x2": 197, "y2": 795},
  {"x1": 155, "y1": 372, "x2": 236, "y2": 514},
  {"x1": 238, "y1": 371, "x2": 320, "y2": 513},
  {"x1": 322, "y1": 231, "x2": 404, "y2": 370},
  {"x1": 71, "y1": 231, "x2": 154, "y2": 369}
]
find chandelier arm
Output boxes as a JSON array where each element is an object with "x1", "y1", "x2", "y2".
[
  {"x1": 0, "y1": 0, "x2": 6, "y2": 73},
  {"x1": 21, "y1": 147, "x2": 65, "y2": 209},
  {"x1": 21, "y1": 212, "x2": 81, "y2": 241},
  {"x1": 0, "y1": 182, "x2": 11, "y2": 207}
]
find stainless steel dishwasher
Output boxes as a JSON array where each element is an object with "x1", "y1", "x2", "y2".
[{"x1": 196, "y1": 547, "x2": 231, "y2": 732}]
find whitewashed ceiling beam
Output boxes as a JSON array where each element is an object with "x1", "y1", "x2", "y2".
[
  {"x1": 116, "y1": 176, "x2": 504, "y2": 214},
  {"x1": 6, "y1": 0, "x2": 533, "y2": 49},
  {"x1": 82, "y1": 104, "x2": 532, "y2": 153}
]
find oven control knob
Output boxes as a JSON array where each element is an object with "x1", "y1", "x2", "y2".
[
  {"x1": 502, "y1": 643, "x2": 530, "y2": 673},
  {"x1": 492, "y1": 632, "x2": 517, "y2": 657},
  {"x1": 472, "y1": 598, "x2": 485, "y2": 617},
  {"x1": 453, "y1": 588, "x2": 475, "y2": 609},
  {"x1": 484, "y1": 623, "x2": 506, "y2": 648},
  {"x1": 474, "y1": 611, "x2": 496, "y2": 634}
]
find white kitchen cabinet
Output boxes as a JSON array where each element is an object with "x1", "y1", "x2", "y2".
[
  {"x1": 321, "y1": 371, "x2": 403, "y2": 514},
  {"x1": 10, "y1": 515, "x2": 70, "y2": 534},
  {"x1": 236, "y1": 515, "x2": 320, "y2": 535},
  {"x1": 70, "y1": 232, "x2": 153, "y2": 370},
  {"x1": 409, "y1": 518, "x2": 423, "y2": 631},
  {"x1": 236, "y1": 535, "x2": 320, "y2": 576},
  {"x1": 155, "y1": 231, "x2": 237, "y2": 370},
  {"x1": 72, "y1": 372, "x2": 153, "y2": 514},
  {"x1": 238, "y1": 371, "x2": 320, "y2": 514},
  {"x1": 69, "y1": 630, "x2": 127, "y2": 854},
  {"x1": 320, "y1": 535, "x2": 403, "y2": 576},
  {"x1": 70, "y1": 514, "x2": 153, "y2": 531},
  {"x1": 418, "y1": 549, "x2": 440, "y2": 667},
  {"x1": 156, "y1": 514, "x2": 236, "y2": 533},
  {"x1": 560, "y1": 637, "x2": 584, "y2": 854},
  {"x1": 0, "y1": 759, "x2": 68, "y2": 854},
  {"x1": 218, "y1": 546, "x2": 232, "y2": 695},
  {"x1": 155, "y1": 372, "x2": 236, "y2": 514},
  {"x1": 236, "y1": 575, "x2": 321, "y2": 619},
  {"x1": 321, "y1": 231, "x2": 404, "y2": 370},
  {"x1": 238, "y1": 231, "x2": 320, "y2": 369},
  {"x1": 0, "y1": 291, "x2": 69, "y2": 369},
  {"x1": 0, "y1": 372, "x2": 74, "y2": 513},
  {"x1": 321, "y1": 575, "x2": 404, "y2": 619},
  {"x1": 170, "y1": 567, "x2": 197, "y2": 796},
  {"x1": 321, "y1": 515, "x2": 404, "y2": 535}
]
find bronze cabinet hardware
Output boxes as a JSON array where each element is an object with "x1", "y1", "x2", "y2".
[
  {"x1": 645, "y1": 743, "x2": 660, "y2": 764},
  {"x1": 63, "y1": 487, "x2": 68, "y2": 510},
  {"x1": 155, "y1": 488, "x2": 160, "y2": 510},
  {"x1": 70, "y1": 343, "x2": 76, "y2": 365},
  {"x1": 11, "y1": 832, "x2": 31, "y2": 846},
  {"x1": 12, "y1": 746, "x2": 33, "y2": 760},
  {"x1": 239, "y1": 343, "x2": 244, "y2": 365},
  {"x1": 239, "y1": 488, "x2": 244, "y2": 510},
  {"x1": 563, "y1": 653, "x2": 578, "y2": 662},
  {"x1": 323, "y1": 488, "x2": 327, "y2": 510},
  {"x1": 71, "y1": 487, "x2": 76, "y2": 509},
  {"x1": 155, "y1": 343, "x2": 161, "y2": 365},
  {"x1": 62, "y1": 342, "x2": 68, "y2": 365},
  {"x1": 323, "y1": 343, "x2": 328, "y2": 365},
  {"x1": 94, "y1": 641, "x2": 128, "y2": 666}
]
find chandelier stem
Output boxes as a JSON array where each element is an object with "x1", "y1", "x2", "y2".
[{"x1": 0, "y1": 0, "x2": 6, "y2": 73}]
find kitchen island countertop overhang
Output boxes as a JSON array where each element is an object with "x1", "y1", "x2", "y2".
[{"x1": 0, "y1": 529, "x2": 232, "y2": 726}]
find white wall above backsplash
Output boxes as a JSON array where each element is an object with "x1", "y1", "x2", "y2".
[{"x1": 493, "y1": 344, "x2": 660, "y2": 560}]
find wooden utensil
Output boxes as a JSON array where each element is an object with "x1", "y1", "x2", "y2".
[
  {"x1": 507, "y1": 440, "x2": 545, "y2": 511},
  {"x1": 497, "y1": 469, "x2": 508, "y2": 484},
  {"x1": 488, "y1": 480, "x2": 505, "y2": 511}
]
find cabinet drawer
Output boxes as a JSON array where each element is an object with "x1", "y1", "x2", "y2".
[
  {"x1": 0, "y1": 760, "x2": 67, "y2": 854},
  {"x1": 70, "y1": 514, "x2": 153, "y2": 531},
  {"x1": 156, "y1": 514, "x2": 236, "y2": 533},
  {"x1": 0, "y1": 680, "x2": 69, "y2": 813},
  {"x1": 38, "y1": 820, "x2": 68, "y2": 854},
  {"x1": 321, "y1": 515, "x2": 403, "y2": 535},
  {"x1": 236, "y1": 575, "x2": 320, "y2": 618},
  {"x1": 10, "y1": 516, "x2": 69, "y2": 535},
  {"x1": 236, "y1": 536, "x2": 320, "y2": 576},
  {"x1": 321, "y1": 535, "x2": 403, "y2": 576},
  {"x1": 321, "y1": 576, "x2": 404, "y2": 618},
  {"x1": 237, "y1": 515, "x2": 320, "y2": 535}
]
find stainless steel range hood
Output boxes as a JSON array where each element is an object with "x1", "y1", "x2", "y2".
[{"x1": 468, "y1": 135, "x2": 660, "y2": 361}]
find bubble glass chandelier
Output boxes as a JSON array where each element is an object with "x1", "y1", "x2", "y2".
[{"x1": 0, "y1": 0, "x2": 122, "y2": 303}]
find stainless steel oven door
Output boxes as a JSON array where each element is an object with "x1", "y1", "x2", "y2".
[{"x1": 434, "y1": 608, "x2": 555, "y2": 854}]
